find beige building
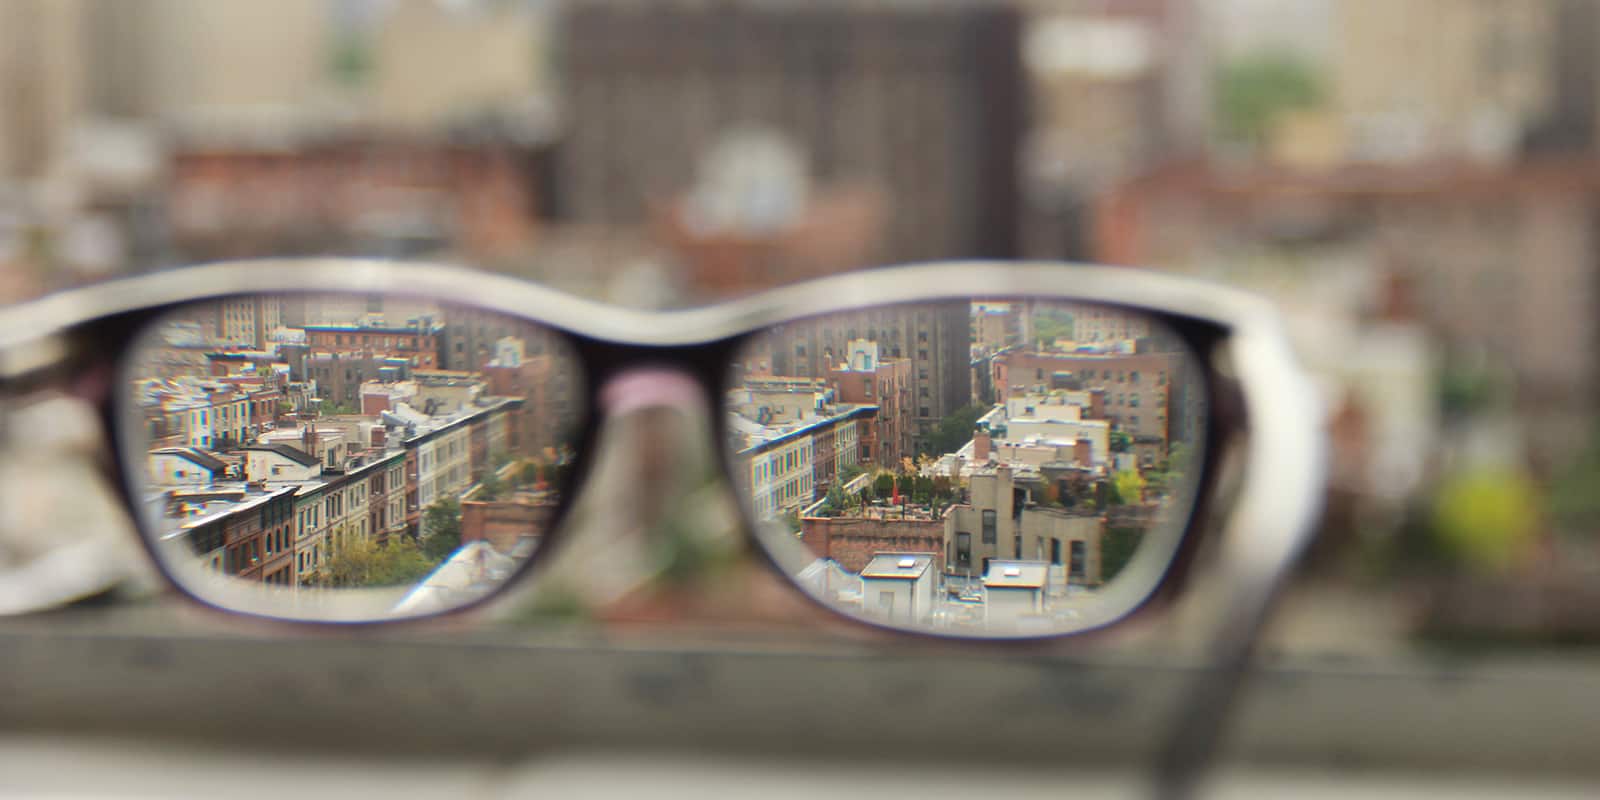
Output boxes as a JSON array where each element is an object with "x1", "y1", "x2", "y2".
[
  {"x1": 369, "y1": 0, "x2": 549, "y2": 131},
  {"x1": 0, "y1": 0, "x2": 88, "y2": 182},
  {"x1": 1331, "y1": 0, "x2": 1553, "y2": 163},
  {"x1": 87, "y1": 0, "x2": 335, "y2": 132},
  {"x1": 943, "y1": 467, "x2": 1102, "y2": 581}
]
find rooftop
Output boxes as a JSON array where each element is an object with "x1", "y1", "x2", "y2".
[
  {"x1": 240, "y1": 443, "x2": 322, "y2": 467},
  {"x1": 983, "y1": 560, "x2": 1050, "y2": 589},
  {"x1": 150, "y1": 447, "x2": 228, "y2": 474},
  {"x1": 860, "y1": 553, "x2": 935, "y2": 580}
]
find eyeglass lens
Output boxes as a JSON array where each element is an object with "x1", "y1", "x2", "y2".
[
  {"x1": 728, "y1": 298, "x2": 1208, "y2": 637},
  {"x1": 121, "y1": 293, "x2": 585, "y2": 621}
]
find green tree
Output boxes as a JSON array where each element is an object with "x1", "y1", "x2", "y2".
[
  {"x1": 1215, "y1": 52, "x2": 1325, "y2": 145},
  {"x1": 1100, "y1": 478, "x2": 1121, "y2": 508},
  {"x1": 476, "y1": 470, "x2": 504, "y2": 501},
  {"x1": 1549, "y1": 435, "x2": 1600, "y2": 541},
  {"x1": 1099, "y1": 527, "x2": 1143, "y2": 583},
  {"x1": 516, "y1": 459, "x2": 543, "y2": 487},
  {"x1": 1431, "y1": 468, "x2": 1538, "y2": 571},
  {"x1": 323, "y1": 538, "x2": 437, "y2": 588},
  {"x1": 1031, "y1": 310, "x2": 1074, "y2": 347},
  {"x1": 873, "y1": 472, "x2": 896, "y2": 500},
  {"x1": 1114, "y1": 470, "x2": 1145, "y2": 506},
  {"x1": 926, "y1": 405, "x2": 987, "y2": 457},
  {"x1": 422, "y1": 498, "x2": 463, "y2": 561},
  {"x1": 824, "y1": 482, "x2": 847, "y2": 515},
  {"x1": 1110, "y1": 430, "x2": 1132, "y2": 454}
]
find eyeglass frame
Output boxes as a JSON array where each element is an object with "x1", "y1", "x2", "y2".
[{"x1": 0, "y1": 259, "x2": 1322, "y2": 646}]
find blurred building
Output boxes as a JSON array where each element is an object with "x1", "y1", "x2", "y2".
[
  {"x1": 86, "y1": 0, "x2": 335, "y2": 129},
  {"x1": 0, "y1": 0, "x2": 88, "y2": 183},
  {"x1": 367, "y1": 0, "x2": 550, "y2": 132},
  {"x1": 1019, "y1": 0, "x2": 1211, "y2": 259},
  {"x1": 1096, "y1": 157, "x2": 1600, "y2": 464},
  {"x1": 1332, "y1": 0, "x2": 1553, "y2": 164},
  {"x1": 555, "y1": 0, "x2": 1025, "y2": 283}
]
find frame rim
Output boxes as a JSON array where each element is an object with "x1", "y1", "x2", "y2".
[{"x1": 3, "y1": 258, "x2": 1320, "y2": 647}]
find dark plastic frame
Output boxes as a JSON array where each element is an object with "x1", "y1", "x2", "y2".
[{"x1": 0, "y1": 260, "x2": 1275, "y2": 645}]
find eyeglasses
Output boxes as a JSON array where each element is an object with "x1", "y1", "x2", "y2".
[{"x1": 0, "y1": 259, "x2": 1323, "y2": 643}]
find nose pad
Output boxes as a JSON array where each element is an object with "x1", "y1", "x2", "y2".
[
  {"x1": 507, "y1": 366, "x2": 741, "y2": 620},
  {"x1": 599, "y1": 367, "x2": 711, "y2": 417},
  {"x1": 597, "y1": 367, "x2": 715, "y2": 511}
]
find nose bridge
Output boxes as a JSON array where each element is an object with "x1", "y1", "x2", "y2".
[{"x1": 599, "y1": 366, "x2": 712, "y2": 417}]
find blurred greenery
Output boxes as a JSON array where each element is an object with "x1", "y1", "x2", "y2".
[
  {"x1": 422, "y1": 498, "x2": 463, "y2": 560},
  {"x1": 1110, "y1": 430, "x2": 1132, "y2": 454},
  {"x1": 1215, "y1": 52, "x2": 1324, "y2": 145},
  {"x1": 1430, "y1": 468, "x2": 1539, "y2": 572},
  {"x1": 322, "y1": 537, "x2": 437, "y2": 588},
  {"x1": 1031, "y1": 309, "x2": 1073, "y2": 346},
  {"x1": 1114, "y1": 470, "x2": 1145, "y2": 506},
  {"x1": 1100, "y1": 527, "x2": 1142, "y2": 583},
  {"x1": 1547, "y1": 434, "x2": 1600, "y2": 541},
  {"x1": 925, "y1": 405, "x2": 986, "y2": 457}
]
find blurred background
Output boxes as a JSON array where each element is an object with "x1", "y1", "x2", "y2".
[{"x1": 4, "y1": 0, "x2": 1600, "y2": 792}]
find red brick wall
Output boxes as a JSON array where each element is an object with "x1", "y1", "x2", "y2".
[
  {"x1": 799, "y1": 516, "x2": 943, "y2": 573},
  {"x1": 462, "y1": 499, "x2": 555, "y2": 555}
]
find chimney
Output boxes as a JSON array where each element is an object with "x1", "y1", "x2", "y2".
[
  {"x1": 371, "y1": 427, "x2": 387, "y2": 449},
  {"x1": 974, "y1": 429, "x2": 991, "y2": 462},
  {"x1": 1075, "y1": 437, "x2": 1092, "y2": 466},
  {"x1": 1088, "y1": 389, "x2": 1106, "y2": 420},
  {"x1": 301, "y1": 424, "x2": 318, "y2": 458}
]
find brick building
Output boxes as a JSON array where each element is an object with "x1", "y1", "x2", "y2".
[
  {"x1": 992, "y1": 349, "x2": 1184, "y2": 448},
  {"x1": 304, "y1": 324, "x2": 440, "y2": 369},
  {"x1": 825, "y1": 343, "x2": 914, "y2": 468},
  {"x1": 799, "y1": 514, "x2": 944, "y2": 574},
  {"x1": 168, "y1": 137, "x2": 547, "y2": 261},
  {"x1": 461, "y1": 496, "x2": 557, "y2": 556}
]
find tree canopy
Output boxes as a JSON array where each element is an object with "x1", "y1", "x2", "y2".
[
  {"x1": 323, "y1": 538, "x2": 437, "y2": 588},
  {"x1": 1215, "y1": 52, "x2": 1324, "y2": 145},
  {"x1": 925, "y1": 405, "x2": 988, "y2": 457},
  {"x1": 422, "y1": 498, "x2": 463, "y2": 561}
]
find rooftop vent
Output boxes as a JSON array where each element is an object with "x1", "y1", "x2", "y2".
[
  {"x1": 897, "y1": 557, "x2": 917, "y2": 569},
  {"x1": 1003, "y1": 566, "x2": 1022, "y2": 577}
]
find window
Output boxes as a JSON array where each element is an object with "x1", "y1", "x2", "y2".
[
  {"x1": 981, "y1": 510, "x2": 996, "y2": 544},
  {"x1": 1130, "y1": 371, "x2": 1140, "y2": 385},
  {"x1": 1130, "y1": 395, "x2": 1140, "y2": 407},
  {"x1": 918, "y1": 349, "x2": 928, "y2": 360},
  {"x1": 956, "y1": 532, "x2": 972, "y2": 569},
  {"x1": 1069, "y1": 540, "x2": 1087, "y2": 580},
  {"x1": 1014, "y1": 535, "x2": 1022, "y2": 559}
]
